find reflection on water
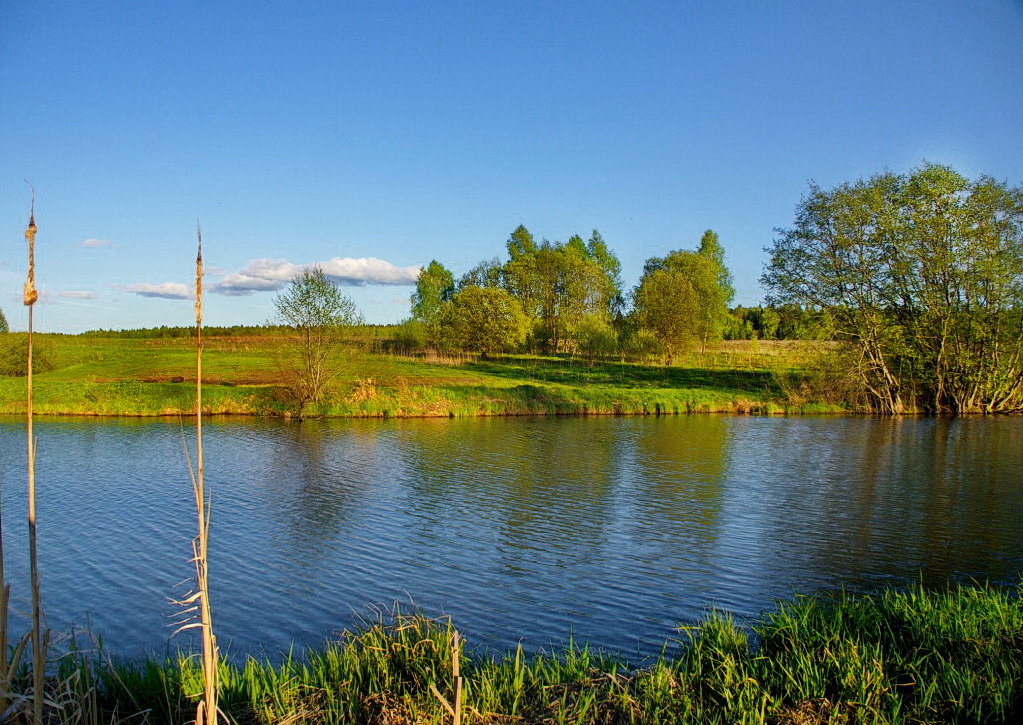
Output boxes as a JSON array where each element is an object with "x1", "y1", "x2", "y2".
[{"x1": 0, "y1": 415, "x2": 1020, "y2": 660}]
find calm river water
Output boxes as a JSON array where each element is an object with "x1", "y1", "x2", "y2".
[{"x1": 0, "y1": 415, "x2": 1020, "y2": 660}]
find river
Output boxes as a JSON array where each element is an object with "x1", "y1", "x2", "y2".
[{"x1": 0, "y1": 415, "x2": 1020, "y2": 660}]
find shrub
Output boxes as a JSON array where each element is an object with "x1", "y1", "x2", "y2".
[{"x1": 0, "y1": 333, "x2": 57, "y2": 376}]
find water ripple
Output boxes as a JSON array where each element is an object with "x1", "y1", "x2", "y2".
[{"x1": 0, "y1": 415, "x2": 1020, "y2": 660}]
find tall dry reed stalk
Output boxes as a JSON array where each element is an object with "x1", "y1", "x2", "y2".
[
  {"x1": 428, "y1": 629, "x2": 463, "y2": 725},
  {"x1": 190, "y1": 224, "x2": 219, "y2": 725},
  {"x1": 22, "y1": 184, "x2": 46, "y2": 725}
]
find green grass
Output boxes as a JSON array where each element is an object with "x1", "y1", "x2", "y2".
[
  {"x1": 0, "y1": 333, "x2": 842, "y2": 417},
  {"x1": 35, "y1": 581, "x2": 1023, "y2": 724}
]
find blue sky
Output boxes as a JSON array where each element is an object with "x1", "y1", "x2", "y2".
[{"x1": 2, "y1": 0, "x2": 1021, "y2": 332}]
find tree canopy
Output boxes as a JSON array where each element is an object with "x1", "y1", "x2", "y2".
[
  {"x1": 410, "y1": 260, "x2": 454, "y2": 323},
  {"x1": 0, "y1": 307, "x2": 8, "y2": 334},
  {"x1": 457, "y1": 257, "x2": 503, "y2": 291},
  {"x1": 634, "y1": 231, "x2": 732, "y2": 356},
  {"x1": 436, "y1": 286, "x2": 529, "y2": 356},
  {"x1": 415, "y1": 225, "x2": 734, "y2": 360},
  {"x1": 501, "y1": 228, "x2": 623, "y2": 352},
  {"x1": 697, "y1": 229, "x2": 734, "y2": 306},
  {"x1": 763, "y1": 163, "x2": 1023, "y2": 414},
  {"x1": 633, "y1": 249, "x2": 725, "y2": 360}
]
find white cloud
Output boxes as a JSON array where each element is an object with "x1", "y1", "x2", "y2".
[
  {"x1": 59, "y1": 291, "x2": 99, "y2": 299},
  {"x1": 212, "y1": 257, "x2": 421, "y2": 295},
  {"x1": 126, "y1": 282, "x2": 191, "y2": 300},
  {"x1": 319, "y1": 257, "x2": 421, "y2": 285},
  {"x1": 82, "y1": 239, "x2": 113, "y2": 247}
]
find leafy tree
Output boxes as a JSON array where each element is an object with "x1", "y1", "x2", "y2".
[
  {"x1": 436, "y1": 286, "x2": 529, "y2": 356},
  {"x1": 697, "y1": 229, "x2": 735, "y2": 306},
  {"x1": 641, "y1": 231, "x2": 734, "y2": 347},
  {"x1": 636, "y1": 240, "x2": 732, "y2": 351},
  {"x1": 502, "y1": 229, "x2": 623, "y2": 353},
  {"x1": 574, "y1": 313, "x2": 619, "y2": 361},
  {"x1": 763, "y1": 163, "x2": 1023, "y2": 414},
  {"x1": 724, "y1": 306, "x2": 757, "y2": 340},
  {"x1": 457, "y1": 257, "x2": 503, "y2": 290},
  {"x1": 410, "y1": 260, "x2": 454, "y2": 323},
  {"x1": 0, "y1": 307, "x2": 7, "y2": 334},
  {"x1": 506, "y1": 224, "x2": 537, "y2": 260},
  {"x1": 633, "y1": 251, "x2": 722, "y2": 362},
  {"x1": 272, "y1": 267, "x2": 363, "y2": 415},
  {"x1": 587, "y1": 230, "x2": 625, "y2": 318},
  {"x1": 725, "y1": 304, "x2": 832, "y2": 340}
]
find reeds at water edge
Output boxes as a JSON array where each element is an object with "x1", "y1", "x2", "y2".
[
  {"x1": 190, "y1": 224, "x2": 219, "y2": 725},
  {"x1": 70, "y1": 584, "x2": 1023, "y2": 725}
]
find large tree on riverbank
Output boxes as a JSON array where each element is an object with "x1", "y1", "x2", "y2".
[
  {"x1": 763, "y1": 163, "x2": 1023, "y2": 414},
  {"x1": 634, "y1": 249, "x2": 726, "y2": 361}
]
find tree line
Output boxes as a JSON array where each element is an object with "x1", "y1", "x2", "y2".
[
  {"x1": 404, "y1": 163, "x2": 1023, "y2": 413},
  {"x1": 5, "y1": 162, "x2": 1020, "y2": 414},
  {"x1": 404, "y1": 225, "x2": 737, "y2": 360}
]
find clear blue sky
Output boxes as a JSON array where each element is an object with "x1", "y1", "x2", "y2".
[{"x1": 2, "y1": 0, "x2": 1021, "y2": 332}]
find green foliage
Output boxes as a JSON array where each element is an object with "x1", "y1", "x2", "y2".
[
  {"x1": 391, "y1": 319, "x2": 429, "y2": 352},
  {"x1": 698, "y1": 229, "x2": 735, "y2": 305},
  {"x1": 634, "y1": 250, "x2": 728, "y2": 360},
  {"x1": 457, "y1": 256, "x2": 504, "y2": 290},
  {"x1": 63, "y1": 582, "x2": 1023, "y2": 724},
  {"x1": 726, "y1": 304, "x2": 833, "y2": 340},
  {"x1": 409, "y1": 260, "x2": 454, "y2": 323},
  {"x1": 573, "y1": 314, "x2": 619, "y2": 361},
  {"x1": 0, "y1": 306, "x2": 8, "y2": 334},
  {"x1": 506, "y1": 224, "x2": 537, "y2": 260},
  {"x1": 436, "y1": 286, "x2": 529, "y2": 356},
  {"x1": 272, "y1": 267, "x2": 363, "y2": 414},
  {"x1": 502, "y1": 228, "x2": 623, "y2": 353},
  {"x1": 764, "y1": 163, "x2": 1023, "y2": 413},
  {"x1": 0, "y1": 333, "x2": 57, "y2": 376},
  {"x1": 587, "y1": 229, "x2": 625, "y2": 317},
  {"x1": 420, "y1": 227, "x2": 623, "y2": 355}
]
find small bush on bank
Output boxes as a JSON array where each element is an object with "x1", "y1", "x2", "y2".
[{"x1": 0, "y1": 333, "x2": 57, "y2": 377}]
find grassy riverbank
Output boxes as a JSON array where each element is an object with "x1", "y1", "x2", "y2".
[
  {"x1": 19, "y1": 581, "x2": 1023, "y2": 724},
  {"x1": 0, "y1": 333, "x2": 842, "y2": 417}
]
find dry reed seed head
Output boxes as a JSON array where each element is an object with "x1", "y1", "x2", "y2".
[
  {"x1": 195, "y1": 266, "x2": 204, "y2": 321},
  {"x1": 195, "y1": 230, "x2": 204, "y2": 322},
  {"x1": 24, "y1": 218, "x2": 38, "y2": 306},
  {"x1": 195, "y1": 267, "x2": 204, "y2": 322}
]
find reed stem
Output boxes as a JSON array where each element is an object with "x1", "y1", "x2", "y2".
[
  {"x1": 24, "y1": 186, "x2": 44, "y2": 725},
  {"x1": 193, "y1": 224, "x2": 218, "y2": 725}
]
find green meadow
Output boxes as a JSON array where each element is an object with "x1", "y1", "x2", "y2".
[{"x1": 0, "y1": 332, "x2": 841, "y2": 418}]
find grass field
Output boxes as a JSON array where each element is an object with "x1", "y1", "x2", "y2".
[{"x1": 0, "y1": 333, "x2": 842, "y2": 417}]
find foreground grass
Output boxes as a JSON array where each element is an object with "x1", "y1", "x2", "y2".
[
  {"x1": 0, "y1": 334, "x2": 841, "y2": 417},
  {"x1": 23, "y1": 582, "x2": 1023, "y2": 724}
]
